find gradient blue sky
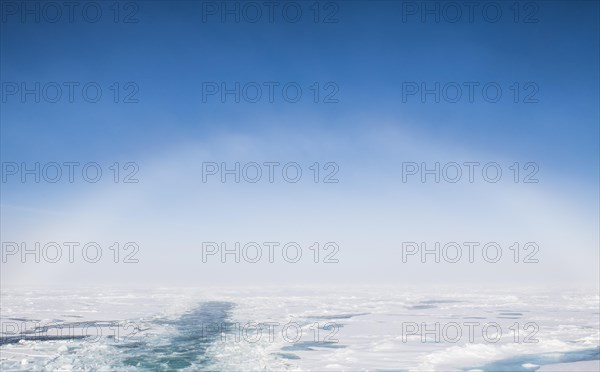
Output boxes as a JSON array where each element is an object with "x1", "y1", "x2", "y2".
[{"x1": 1, "y1": 1, "x2": 598, "y2": 287}]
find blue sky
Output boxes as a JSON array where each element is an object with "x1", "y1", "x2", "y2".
[{"x1": 1, "y1": 1, "x2": 598, "y2": 287}]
